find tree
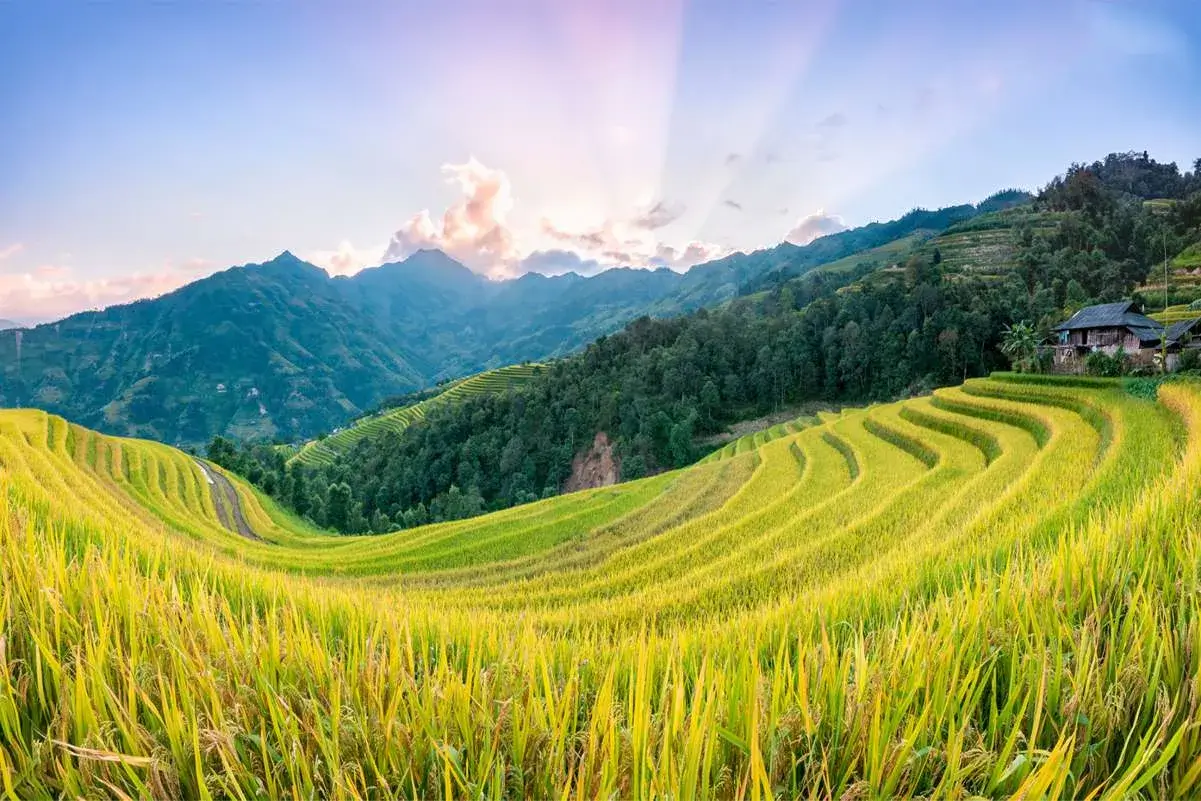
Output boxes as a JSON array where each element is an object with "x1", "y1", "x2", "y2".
[
  {"x1": 326, "y1": 482, "x2": 352, "y2": 531},
  {"x1": 290, "y1": 468, "x2": 309, "y2": 516},
  {"x1": 699, "y1": 380, "x2": 720, "y2": 427},
  {"x1": 1000, "y1": 321, "x2": 1040, "y2": 373}
]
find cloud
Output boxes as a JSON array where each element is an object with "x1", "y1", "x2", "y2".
[
  {"x1": 519, "y1": 249, "x2": 605, "y2": 277},
  {"x1": 0, "y1": 243, "x2": 23, "y2": 262},
  {"x1": 541, "y1": 219, "x2": 611, "y2": 251},
  {"x1": 0, "y1": 258, "x2": 212, "y2": 323},
  {"x1": 307, "y1": 240, "x2": 382, "y2": 277},
  {"x1": 375, "y1": 160, "x2": 724, "y2": 279},
  {"x1": 817, "y1": 112, "x2": 848, "y2": 128},
  {"x1": 724, "y1": 152, "x2": 742, "y2": 166},
  {"x1": 785, "y1": 210, "x2": 848, "y2": 246},
  {"x1": 383, "y1": 157, "x2": 518, "y2": 277},
  {"x1": 538, "y1": 214, "x2": 728, "y2": 272},
  {"x1": 651, "y1": 241, "x2": 729, "y2": 270},
  {"x1": 631, "y1": 200, "x2": 684, "y2": 230},
  {"x1": 723, "y1": 199, "x2": 743, "y2": 211}
]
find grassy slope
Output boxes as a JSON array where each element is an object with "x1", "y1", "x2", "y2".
[
  {"x1": 3, "y1": 374, "x2": 1201, "y2": 796},
  {"x1": 290, "y1": 363, "x2": 544, "y2": 467},
  {"x1": 811, "y1": 231, "x2": 934, "y2": 275}
]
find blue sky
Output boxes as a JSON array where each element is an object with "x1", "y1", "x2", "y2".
[{"x1": 1, "y1": 0, "x2": 1199, "y2": 322}]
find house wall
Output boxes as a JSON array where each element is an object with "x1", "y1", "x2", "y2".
[
  {"x1": 1051, "y1": 327, "x2": 1160, "y2": 373},
  {"x1": 1063, "y1": 327, "x2": 1140, "y2": 349}
]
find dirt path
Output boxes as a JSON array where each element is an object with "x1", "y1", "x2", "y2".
[{"x1": 194, "y1": 460, "x2": 263, "y2": 541}]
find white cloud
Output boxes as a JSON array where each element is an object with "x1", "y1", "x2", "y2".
[
  {"x1": 307, "y1": 240, "x2": 383, "y2": 277},
  {"x1": 0, "y1": 258, "x2": 212, "y2": 323},
  {"x1": 785, "y1": 210, "x2": 848, "y2": 246},
  {"x1": 0, "y1": 243, "x2": 23, "y2": 262},
  {"x1": 383, "y1": 157, "x2": 518, "y2": 277}
]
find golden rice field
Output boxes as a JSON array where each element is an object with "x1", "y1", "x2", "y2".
[{"x1": 3, "y1": 374, "x2": 1201, "y2": 798}]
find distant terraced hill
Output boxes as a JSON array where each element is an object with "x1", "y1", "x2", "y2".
[
  {"x1": 918, "y1": 207, "x2": 1063, "y2": 278},
  {"x1": 290, "y1": 363, "x2": 544, "y2": 467},
  {"x1": 5, "y1": 373, "x2": 1201, "y2": 796}
]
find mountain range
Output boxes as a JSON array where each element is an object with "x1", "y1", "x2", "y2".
[{"x1": 0, "y1": 194, "x2": 1027, "y2": 445}]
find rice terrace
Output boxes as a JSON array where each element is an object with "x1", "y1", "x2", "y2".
[
  {"x1": 3, "y1": 372, "x2": 1201, "y2": 797},
  {"x1": 4, "y1": 1, "x2": 1201, "y2": 798}
]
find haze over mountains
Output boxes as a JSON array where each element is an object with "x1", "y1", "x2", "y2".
[{"x1": 0, "y1": 194, "x2": 1027, "y2": 445}]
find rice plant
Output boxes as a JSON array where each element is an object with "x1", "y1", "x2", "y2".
[{"x1": 1, "y1": 374, "x2": 1199, "y2": 797}]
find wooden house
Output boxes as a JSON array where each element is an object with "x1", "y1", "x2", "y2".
[{"x1": 1050, "y1": 301, "x2": 1201, "y2": 372}]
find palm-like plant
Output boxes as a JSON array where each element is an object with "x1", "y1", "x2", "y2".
[{"x1": 1001, "y1": 320, "x2": 1041, "y2": 373}]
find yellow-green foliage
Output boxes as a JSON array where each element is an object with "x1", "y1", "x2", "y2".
[
  {"x1": 291, "y1": 364, "x2": 544, "y2": 467},
  {"x1": 700, "y1": 415, "x2": 814, "y2": 464},
  {"x1": 2, "y1": 374, "x2": 1201, "y2": 798}
]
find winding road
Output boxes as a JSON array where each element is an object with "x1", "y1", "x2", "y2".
[{"x1": 194, "y1": 459, "x2": 263, "y2": 541}]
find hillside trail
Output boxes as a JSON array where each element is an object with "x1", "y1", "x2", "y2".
[{"x1": 194, "y1": 459, "x2": 263, "y2": 541}]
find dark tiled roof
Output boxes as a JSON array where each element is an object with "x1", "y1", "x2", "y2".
[
  {"x1": 1053, "y1": 301, "x2": 1163, "y2": 333},
  {"x1": 1053, "y1": 301, "x2": 1135, "y2": 330},
  {"x1": 1127, "y1": 326, "x2": 1165, "y2": 345},
  {"x1": 1166, "y1": 318, "x2": 1201, "y2": 343}
]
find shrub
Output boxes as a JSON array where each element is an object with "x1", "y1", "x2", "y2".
[
  {"x1": 1084, "y1": 349, "x2": 1129, "y2": 377},
  {"x1": 1179, "y1": 347, "x2": 1201, "y2": 372}
]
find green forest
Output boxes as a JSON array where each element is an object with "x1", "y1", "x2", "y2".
[{"x1": 210, "y1": 152, "x2": 1201, "y2": 534}]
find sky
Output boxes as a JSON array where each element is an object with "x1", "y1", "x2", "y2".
[{"x1": 1, "y1": 0, "x2": 1199, "y2": 324}]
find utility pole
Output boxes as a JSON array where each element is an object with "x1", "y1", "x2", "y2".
[{"x1": 1162, "y1": 229, "x2": 1170, "y2": 373}]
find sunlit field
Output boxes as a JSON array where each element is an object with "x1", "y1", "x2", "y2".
[{"x1": 3, "y1": 374, "x2": 1200, "y2": 798}]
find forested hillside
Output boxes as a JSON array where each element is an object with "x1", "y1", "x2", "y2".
[
  {"x1": 0, "y1": 198, "x2": 1017, "y2": 446},
  {"x1": 212, "y1": 152, "x2": 1201, "y2": 534}
]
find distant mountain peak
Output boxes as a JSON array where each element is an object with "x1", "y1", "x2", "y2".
[{"x1": 406, "y1": 249, "x2": 473, "y2": 270}]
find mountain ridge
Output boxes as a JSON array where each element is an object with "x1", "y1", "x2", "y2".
[{"x1": 0, "y1": 196, "x2": 1028, "y2": 445}]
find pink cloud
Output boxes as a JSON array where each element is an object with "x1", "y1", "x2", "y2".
[
  {"x1": 785, "y1": 210, "x2": 848, "y2": 246},
  {"x1": 376, "y1": 159, "x2": 728, "y2": 278},
  {"x1": 0, "y1": 243, "x2": 24, "y2": 262},
  {"x1": 652, "y1": 241, "x2": 729, "y2": 270},
  {"x1": 307, "y1": 240, "x2": 381, "y2": 277},
  {"x1": 0, "y1": 258, "x2": 212, "y2": 323},
  {"x1": 539, "y1": 217, "x2": 728, "y2": 272},
  {"x1": 383, "y1": 157, "x2": 518, "y2": 276}
]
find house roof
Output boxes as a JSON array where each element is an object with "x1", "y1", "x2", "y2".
[
  {"x1": 1166, "y1": 318, "x2": 1201, "y2": 343},
  {"x1": 1127, "y1": 326, "x2": 1166, "y2": 345},
  {"x1": 1053, "y1": 302, "x2": 1201, "y2": 348},
  {"x1": 1053, "y1": 301, "x2": 1163, "y2": 332}
]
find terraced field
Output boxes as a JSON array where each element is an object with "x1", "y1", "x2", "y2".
[
  {"x1": 3, "y1": 374, "x2": 1201, "y2": 797},
  {"x1": 1140, "y1": 243, "x2": 1201, "y2": 306},
  {"x1": 915, "y1": 209, "x2": 1062, "y2": 278},
  {"x1": 290, "y1": 364, "x2": 544, "y2": 467}
]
